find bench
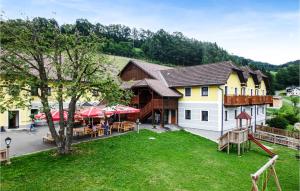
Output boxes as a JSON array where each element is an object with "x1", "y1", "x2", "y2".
[{"x1": 43, "y1": 133, "x2": 55, "y2": 144}]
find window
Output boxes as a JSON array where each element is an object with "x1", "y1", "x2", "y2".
[
  {"x1": 234, "y1": 110, "x2": 237, "y2": 118},
  {"x1": 241, "y1": 87, "x2": 246, "y2": 95},
  {"x1": 262, "y1": 90, "x2": 265, "y2": 95},
  {"x1": 257, "y1": 107, "x2": 259, "y2": 115},
  {"x1": 262, "y1": 107, "x2": 264, "y2": 114},
  {"x1": 255, "y1": 89, "x2": 259, "y2": 96},
  {"x1": 234, "y1": 88, "x2": 238, "y2": 96},
  {"x1": 201, "y1": 111, "x2": 208, "y2": 121},
  {"x1": 225, "y1": 111, "x2": 228, "y2": 121},
  {"x1": 250, "y1": 89, "x2": 253, "y2": 96},
  {"x1": 225, "y1": 86, "x2": 228, "y2": 96},
  {"x1": 185, "y1": 88, "x2": 191, "y2": 97},
  {"x1": 251, "y1": 108, "x2": 253, "y2": 116},
  {"x1": 31, "y1": 86, "x2": 38, "y2": 96},
  {"x1": 47, "y1": 87, "x2": 52, "y2": 96},
  {"x1": 201, "y1": 87, "x2": 208, "y2": 96},
  {"x1": 185, "y1": 110, "x2": 191, "y2": 120}
]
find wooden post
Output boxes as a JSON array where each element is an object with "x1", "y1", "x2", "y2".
[
  {"x1": 151, "y1": 89, "x2": 154, "y2": 126},
  {"x1": 227, "y1": 132, "x2": 230, "y2": 154},
  {"x1": 271, "y1": 165, "x2": 282, "y2": 191},
  {"x1": 161, "y1": 97, "x2": 164, "y2": 128}
]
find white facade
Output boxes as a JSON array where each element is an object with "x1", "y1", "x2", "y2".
[
  {"x1": 178, "y1": 102, "x2": 221, "y2": 131},
  {"x1": 178, "y1": 102, "x2": 267, "y2": 132}
]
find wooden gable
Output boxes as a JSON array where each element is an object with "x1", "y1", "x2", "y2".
[{"x1": 120, "y1": 62, "x2": 153, "y2": 81}]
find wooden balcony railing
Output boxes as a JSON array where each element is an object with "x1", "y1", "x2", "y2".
[
  {"x1": 224, "y1": 95, "x2": 273, "y2": 106},
  {"x1": 224, "y1": 96, "x2": 249, "y2": 106}
]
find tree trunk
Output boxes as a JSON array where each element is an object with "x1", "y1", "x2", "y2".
[{"x1": 65, "y1": 98, "x2": 77, "y2": 153}]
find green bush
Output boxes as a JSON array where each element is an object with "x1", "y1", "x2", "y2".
[{"x1": 266, "y1": 116, "x2": 289, "y2": 129}]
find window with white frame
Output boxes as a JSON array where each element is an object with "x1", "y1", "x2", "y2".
[
  {"x1": 235, "y1": 88, "x2": 238, "y2": 96},
  {"x1": 241, "y1": 87, "x2": 246, "y2": 95},
  {"x1": 225, "y1": 86, "x2": 228, "y2": 96},
  {"x1": 262, "y1": 106, "x2": 264, "y2": 114},
  {"x1": 185, "y1": 87, "x2": 191, "y2": 97},
  {"x1": 201, "y1": 111, "x2": 208, "y2": 121},
  {"x1": 225, "y1": 111, "x2": 228, "y2": 121},
  {"x1": 257, "y1": 107, "x2": 259, "y2": 115},
  {"x1": 201, "y1": 87, "x2": 208, "y2": 96},
  {"x1": 251, "y1": 89, "x2": 253, "y2": 96},
  {"x1": 234, "y1": 110, "x2": 237, "y2": 118},
  {"x1": 185, "y1": 110, "x2": 191, "y2": 120},
  {"x1": 251, "y1": 108, "x2": 253, "y2": 116}
]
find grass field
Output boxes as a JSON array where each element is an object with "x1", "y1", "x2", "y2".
[{"x1": 1, "y1": 130, "x2": 299, "y2": 191}]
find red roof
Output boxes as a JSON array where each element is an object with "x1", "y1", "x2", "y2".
[{"x1": 236, "y1": 112, "x2": 252, "y2": 120}]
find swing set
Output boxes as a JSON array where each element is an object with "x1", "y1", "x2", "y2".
[{"x1": 250, "y1": 155, "x2": 281, "y2": 191}]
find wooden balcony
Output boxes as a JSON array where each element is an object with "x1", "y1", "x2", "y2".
[
  {"x1": 224, "y1": 95, "x2": 273, "y2": 106},
  {"x1": 224, "y1": 96, "x2": 249, "y2": 106}
]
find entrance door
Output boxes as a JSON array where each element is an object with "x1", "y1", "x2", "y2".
[
  {"x1": 171, "y1": 110, "x2": 176, "y2": 124},
  {"x1": 8, "y1": 111, "x2": 19, "y2": 128}
]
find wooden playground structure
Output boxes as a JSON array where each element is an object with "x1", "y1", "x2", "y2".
[
  {"x1": 250, "y1": 155, "x2": 281, "y2": 191},
  {"x1": 218, "y1": 112, "x2": 281, "y2": 190},
  {"x1": 218, "y1": 112, "x2": 275, "y2": 157}
]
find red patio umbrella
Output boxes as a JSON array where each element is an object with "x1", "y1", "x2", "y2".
[
  {"x1": 79, "y1": 106, "x2": 105, "y2": 118},
  {"x1": 101, "y1": 105, "x2": 140, "y2": 122},
  {"x1": 34, "y1": 110, "x2": 68, "y2": 122},
  {"x1": 114, "y1": 105, "x2": 140, "y2": 114}
]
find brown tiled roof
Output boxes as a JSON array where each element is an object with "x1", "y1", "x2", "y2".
[
  {"x1": 161, "y1": 61, "x2": 244, "y2": 87},
  {"x1": 240, "y1": 66, "x2": 255, "y2": 80},
  {"x1": 120, "y1": 79, "x2": 181, "y2": 97},
  {"x1": 254, "y1": 70, "x2": 267, "y2": 82},
  {"x1": 119, "y1": 60, "x2": 172, "y2": 80},
  {"x1": 144, "y1": 79, "x2": 181, "y2": 97}
]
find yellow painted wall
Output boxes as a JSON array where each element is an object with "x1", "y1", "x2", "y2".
[
  {"x1": 260, "y1": 80, "x2": 266, "y2": 95},
  {"x1": 246, "y1": 76, "x2": 256, "y2": 96},
  {"x1": 0, "y1": 108, "x2": 32, "y2": 128},
  {"x1": 223, "y1": 71, "x2": 242, "y2": 95},
  {"x1": 176, "y1": 85, "x2": 219, "y2": 102}
]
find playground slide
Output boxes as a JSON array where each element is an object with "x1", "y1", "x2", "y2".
[{"x1": 248, "y1": 134, "x2": 275, "y2": 157}]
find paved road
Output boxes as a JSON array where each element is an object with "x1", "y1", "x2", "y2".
[
  {"x1": 0, "y1": 126, "x2": 54, "y2": 157},
  {"x1": 0, "y1": 124, "x2": 180, "y2": 157}
]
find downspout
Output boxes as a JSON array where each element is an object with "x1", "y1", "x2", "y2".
[
  {"x1": 254, "y1": 105, "x2": 257, "y2": 132},
  {"x1": 218, "y1": 86, "x2": 224, "y2": 136}
]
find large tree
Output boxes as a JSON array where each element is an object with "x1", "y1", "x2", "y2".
[{"x1": 0, "y1": 17, "x2": 131, "y2": 154}]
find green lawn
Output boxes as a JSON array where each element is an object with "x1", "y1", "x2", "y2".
[{"x1": 1, "y1": 130, "x2": 299, "y2": 191}]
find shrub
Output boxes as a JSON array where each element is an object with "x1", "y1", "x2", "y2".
[{"x1": 266, "y1": 116, "x2": 289, "y2": 129}]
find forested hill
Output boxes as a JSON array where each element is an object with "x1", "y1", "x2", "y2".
[{"x1": 62, "y1": 19, "x2": 285, "y2": 71}]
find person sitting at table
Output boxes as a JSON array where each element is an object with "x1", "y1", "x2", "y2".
[{"x1": 103, "y1": 121, "x2": 110, "y2": 135}]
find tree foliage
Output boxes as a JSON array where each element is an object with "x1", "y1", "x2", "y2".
[{"x1": 0, "y1": 17, "x2": 131, "y2": 154}]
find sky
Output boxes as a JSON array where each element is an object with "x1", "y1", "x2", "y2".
[{"x1": 1, "y1": 0, "x2": 299, "y2": 65}]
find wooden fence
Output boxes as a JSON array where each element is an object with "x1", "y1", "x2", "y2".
[
  {"x1": 254, "y1": 131, "x2": 299, "y2": 150},
  {"x1": 256, "y1": 125, "x2": 299, "y2": 139}
]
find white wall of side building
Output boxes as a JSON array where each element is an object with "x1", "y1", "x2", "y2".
[{"x1": 178, "y1": 102, "x2": 220, "y2": 131}]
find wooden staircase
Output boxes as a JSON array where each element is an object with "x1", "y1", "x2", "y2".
[
  {"x1": 218, "y1": 131, "x2": 230, "y2": 151},
  {"x1": 139, "y1": 100, "x2": 153, "y2": 121}
]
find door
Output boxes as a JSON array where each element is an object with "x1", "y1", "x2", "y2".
[
  {"x1": 171, "y1": 110, "x2": 176, "y2": 124},
  {"x1": 8, "y1": 110, "x2": 19, "y2": 128}
]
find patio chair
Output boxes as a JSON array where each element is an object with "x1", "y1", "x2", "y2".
[
  {"x1": 112, "y1": 122, "x2": 121, "y2": 132},
  {"x1": 121, "y1": 121, "x2": 135, "y2": 132}
]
